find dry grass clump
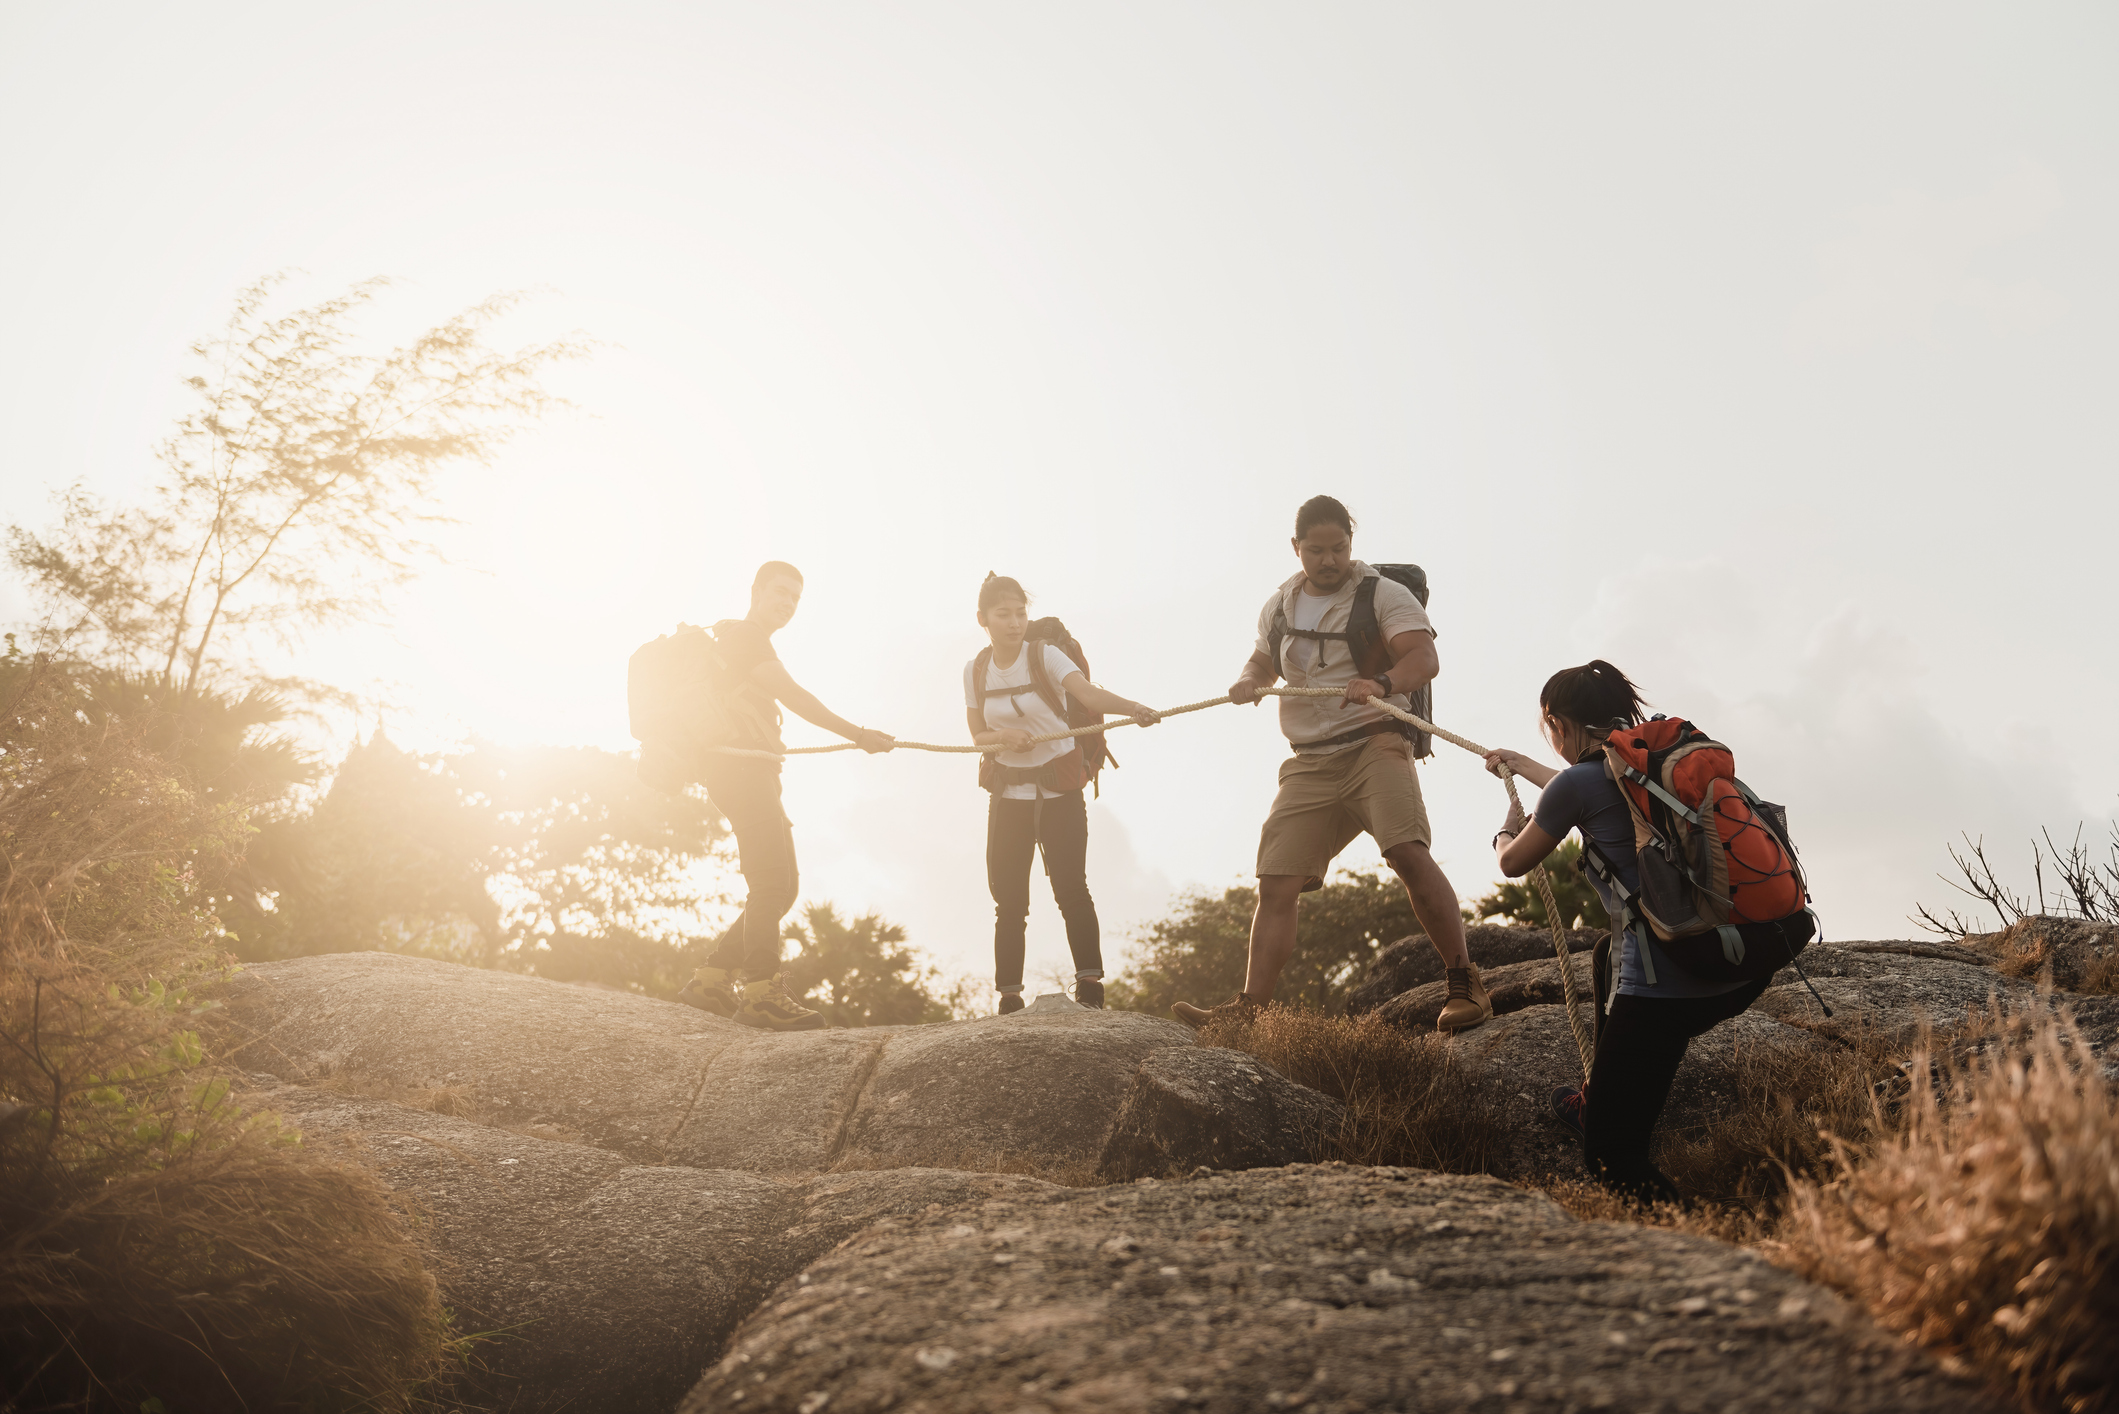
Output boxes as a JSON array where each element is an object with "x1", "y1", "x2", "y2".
[
  {"x1": 1198, "y1": 1007, "x2": 1505, "y2": 1173},
  {"x1": 1655, "y1": 1023, "x2": 1906, "y2": 1215},
  {"x1": 1781, "y1": 1012, "x2": 2119, "y2": 1414},
  {"x1": 2, "y1": 659, "x2": 449, "y2": 1411}
]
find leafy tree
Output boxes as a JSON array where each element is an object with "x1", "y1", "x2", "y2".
[
  {"x1": 781, "y1": 903, "x2": 961, "y2": 1026},
  {"x1": 1466, "y1": 839, "x2": 1610, "y2": 930},
  {"x1": 6, "y1": 275, "x2": 586, "y2": 701},
  {"x1": 224, "y1": 735, "x2": 725, "y2": 967},
  {"x1": 1107, "y1": 869, "x2": 1419, "y2": 1015}
]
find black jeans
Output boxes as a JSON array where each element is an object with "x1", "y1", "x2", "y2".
[
  {"x1": 699, "y1": 756, "x2": 799, "y2": 978},
  {"x1": 1583, "y1": 932, "x2": 1770, "y2": 1206},
  {"x1": 987, "y1": 790, "x2": 1100, "y2": 992}
]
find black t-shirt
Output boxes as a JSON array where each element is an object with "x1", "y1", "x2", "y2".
[
  {"x1": 1533, "y1": 757, "x2": 1742, "y2": 1000},
  {"x1": 712, "y1": 619, "x2": 783, "y2": 750},
  {"x1": 1530, "y1": 760, "x2": 1638, "y2": 922}
]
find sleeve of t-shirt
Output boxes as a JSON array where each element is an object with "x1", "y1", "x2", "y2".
[
  {"x1": 963, "y1": 659, "x2": 980, "y2": 712},
  {"x1": 1253, "y1": 590, "x2": 1281, "y2": 659},
  {"x1": 1043, "y1": 645, "x2": 1085, "y2": 709},
  {"x1": 1371, "y1": 577, "x2": 1435, "y2": 641},
  {"x1": 1530, "y1": 763, "x2": 1599, "y2": 840}
]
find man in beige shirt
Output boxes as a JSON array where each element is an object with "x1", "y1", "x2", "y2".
[{"x1": 1172, "y1": 495, "x2": 1491, "y2": 1032}]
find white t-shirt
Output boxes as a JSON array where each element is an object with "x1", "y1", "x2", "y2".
[
  {"x1": 1253, "y1": 561, "x2": 1435, "y2": 756},
  {"x1": 963, "y1": 643, "x2": 1086, "y2": 800},
  {"x1": 1284, "y1": 587, "x2": 1335, "y2": 676}
]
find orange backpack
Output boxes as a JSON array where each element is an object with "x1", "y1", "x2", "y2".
[{"x1": 1584, "y1": 716, "x2": 1816, "y2": 983}]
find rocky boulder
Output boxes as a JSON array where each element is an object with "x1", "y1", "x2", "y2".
[
  {"x1": 224, "y1": 953, "x2": 1196, "y2": 1176},
  {"x1": 1344, "y1": 924, "x2": 1601, "y2": 1016},
  {"x1": 272, "y1": 1083, "x2": 1064, "y2": 1414},
  {"x1": 681, "y1": 1163, "x2": 2003, "y2": 1414},
  {"x1": 1097, "y1": 1045, "x2": 1348, "y2": 1181},
  {"x1": 1378, "y1": 950, "x2": 1597, "y2": 1034},
  {"x1": 1754, "y1": 941, "x2": 2037, "y2": 1044}
]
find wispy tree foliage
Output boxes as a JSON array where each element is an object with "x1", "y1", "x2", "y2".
[{"x1": 6, "y1": 275, "x2": 587, "y2": 700}]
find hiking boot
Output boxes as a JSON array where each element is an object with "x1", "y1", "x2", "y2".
[
  {"x1": 733, "y1": 972, "x2": 827, "y2": 1032},
  {"x1": 1075, "y1": 979, "x2": 1105, "y2": 1010},
  {"x1": 1550, "y1": 1084, "x2": 1588, "y2": 1141},
  {"x1": 1436, "y1": 966, "x2": 1492, "y2": 1032},
  {"x1": 1171, "y1": 992, "x2": 1264, "y2": 1031},
  {"x1": 675, "y1": 965, "x2": 741, "y2": 1017},
  {"x1": 998, "y1": 993, "x2": 1026, "y2": 1015}
]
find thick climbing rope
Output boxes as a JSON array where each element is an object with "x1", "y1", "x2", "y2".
[{"x1": 701, "y1": 685, "x2": 1596, "y2": 1078}]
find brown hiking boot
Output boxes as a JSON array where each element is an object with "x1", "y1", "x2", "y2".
[
  {"x1": 675, "y1": 965, "x2": 741, "y2": 1017},
  {"x1": 1437, "y1": 966, "x2": 1492, "y2": 1032},
  {"x1": 1171, "y1": 992, "x2": 1265, "y2": 1031},
  {"x1": 998, "y1": 992, "x2": 1026, "y2": 1015},
  {"x1": 734, "y1": 972, "x2": 828, "y2": 1032}
]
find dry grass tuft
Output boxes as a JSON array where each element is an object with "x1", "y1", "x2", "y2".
[
  {"x1": 2084, "y1": 951, "x2": 2119, "y2": 997},
  {"x1": 1781, "y1": 1011, "x2": 2119, "y2": 1414},
  {"x1": 1533, "y1": 1178, "x2": 1776, "y2": 1246},
  {"x1": 1198, "y1": 1008, "x2": 1506, "y2": 1174},
  {"x1": 1650, "y1": 1022, "x2": 1906, "y2": 1218}
]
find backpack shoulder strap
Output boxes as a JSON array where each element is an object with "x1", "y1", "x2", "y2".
[
  {"x1": 1267, "y1": 599, "x2": 1289, "y2": 677},
  {"x1": 1023, "y1": 641, "x2": 1070, "y2": 719},
  {"x1": 1348, "y1": 573, "x2": 1385, "y2": 672},
  {"x1": 972, "y1": 646, "x2": 995, "y2": 707}
]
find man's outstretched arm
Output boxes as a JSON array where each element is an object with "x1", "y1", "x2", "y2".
[{"x1": 752, "y1": 661, "x2": 894, "y2": 752}]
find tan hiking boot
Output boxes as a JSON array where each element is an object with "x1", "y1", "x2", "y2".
[
  {"x1": 1171, "y1": 992, "x2": 1265, "y2": 1031},
  {"x1": 676, "y1": 965, "x2": 742, "y2": 1017},
  {"x1": 1437, "y1": 966, "x2": 1492, "y2": 1032},
  {"x1": 734, "y1": 972, "x2": 828, "y2": 1032}
]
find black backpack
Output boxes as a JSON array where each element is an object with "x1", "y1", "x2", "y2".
[
  {"x1": 970, "y1": 617, "x2": 1115, "y2": 796},
  {"x1": 1266, "y1": 564, "x2": 1433, "y2": 758},
  {"x1": 626, "y1": 624, "x2": 776, "y2": 791}
]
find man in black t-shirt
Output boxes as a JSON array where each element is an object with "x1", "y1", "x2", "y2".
[{"x1": 678, "y1": 561, "x2": 894, "y2": 1031}]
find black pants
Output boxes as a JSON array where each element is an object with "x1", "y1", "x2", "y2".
[
  {"x1": 699, "y1": 756, "x2": 799, "y2": 978},
  {"x1": 1583, "y1": 932, "x2": 1770, "y2": 1206},
  {"x1": 987, "y1": 790, "x2": 1100, "y2": 992}
]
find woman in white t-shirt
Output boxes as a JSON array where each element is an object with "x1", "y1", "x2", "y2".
[{"x1": 966, "y1": 574, "x2": 1161, "y2": 1014}]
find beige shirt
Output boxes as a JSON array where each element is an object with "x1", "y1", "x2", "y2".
[{"x1": 1253, "y1": 561, "x2": 1434, "y2": 756}]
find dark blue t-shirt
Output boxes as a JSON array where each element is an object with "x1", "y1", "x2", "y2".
[{"x1": 1532, "y1": 760, "x2": 1741, "y2": 999}]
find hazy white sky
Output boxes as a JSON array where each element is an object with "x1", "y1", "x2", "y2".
[{"x1": 3, "y1": 3, "x2": 2113, "y2": 984}]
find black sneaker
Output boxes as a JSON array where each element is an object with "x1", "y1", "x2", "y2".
[
  {"x1": 998, "y1": 993, "x2": 1026, "y2": 1015},
  {"x1": 1075, "y1": 979, "x2": 1105, "y2": 1009},
  {"x1": 1550, "y1": 1084, "x2": 1588, "y2": 1140}
]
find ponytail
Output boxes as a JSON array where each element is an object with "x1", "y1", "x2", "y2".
[{"x1": 1539, "y1": 660, "x2": 1646, "y2": 731}]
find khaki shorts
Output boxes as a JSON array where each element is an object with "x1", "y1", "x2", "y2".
[{"x1": 1256, "y1": 733, "x2": 1432, "y2": 888}]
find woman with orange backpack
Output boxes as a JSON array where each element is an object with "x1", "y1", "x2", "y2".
[
  {"x1": 967, "y1": 574, "x2": 1161, "y2": 1014},
  {"x1": 1484, "y1": 660, "x2": 1812, "y2": 1207}
]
